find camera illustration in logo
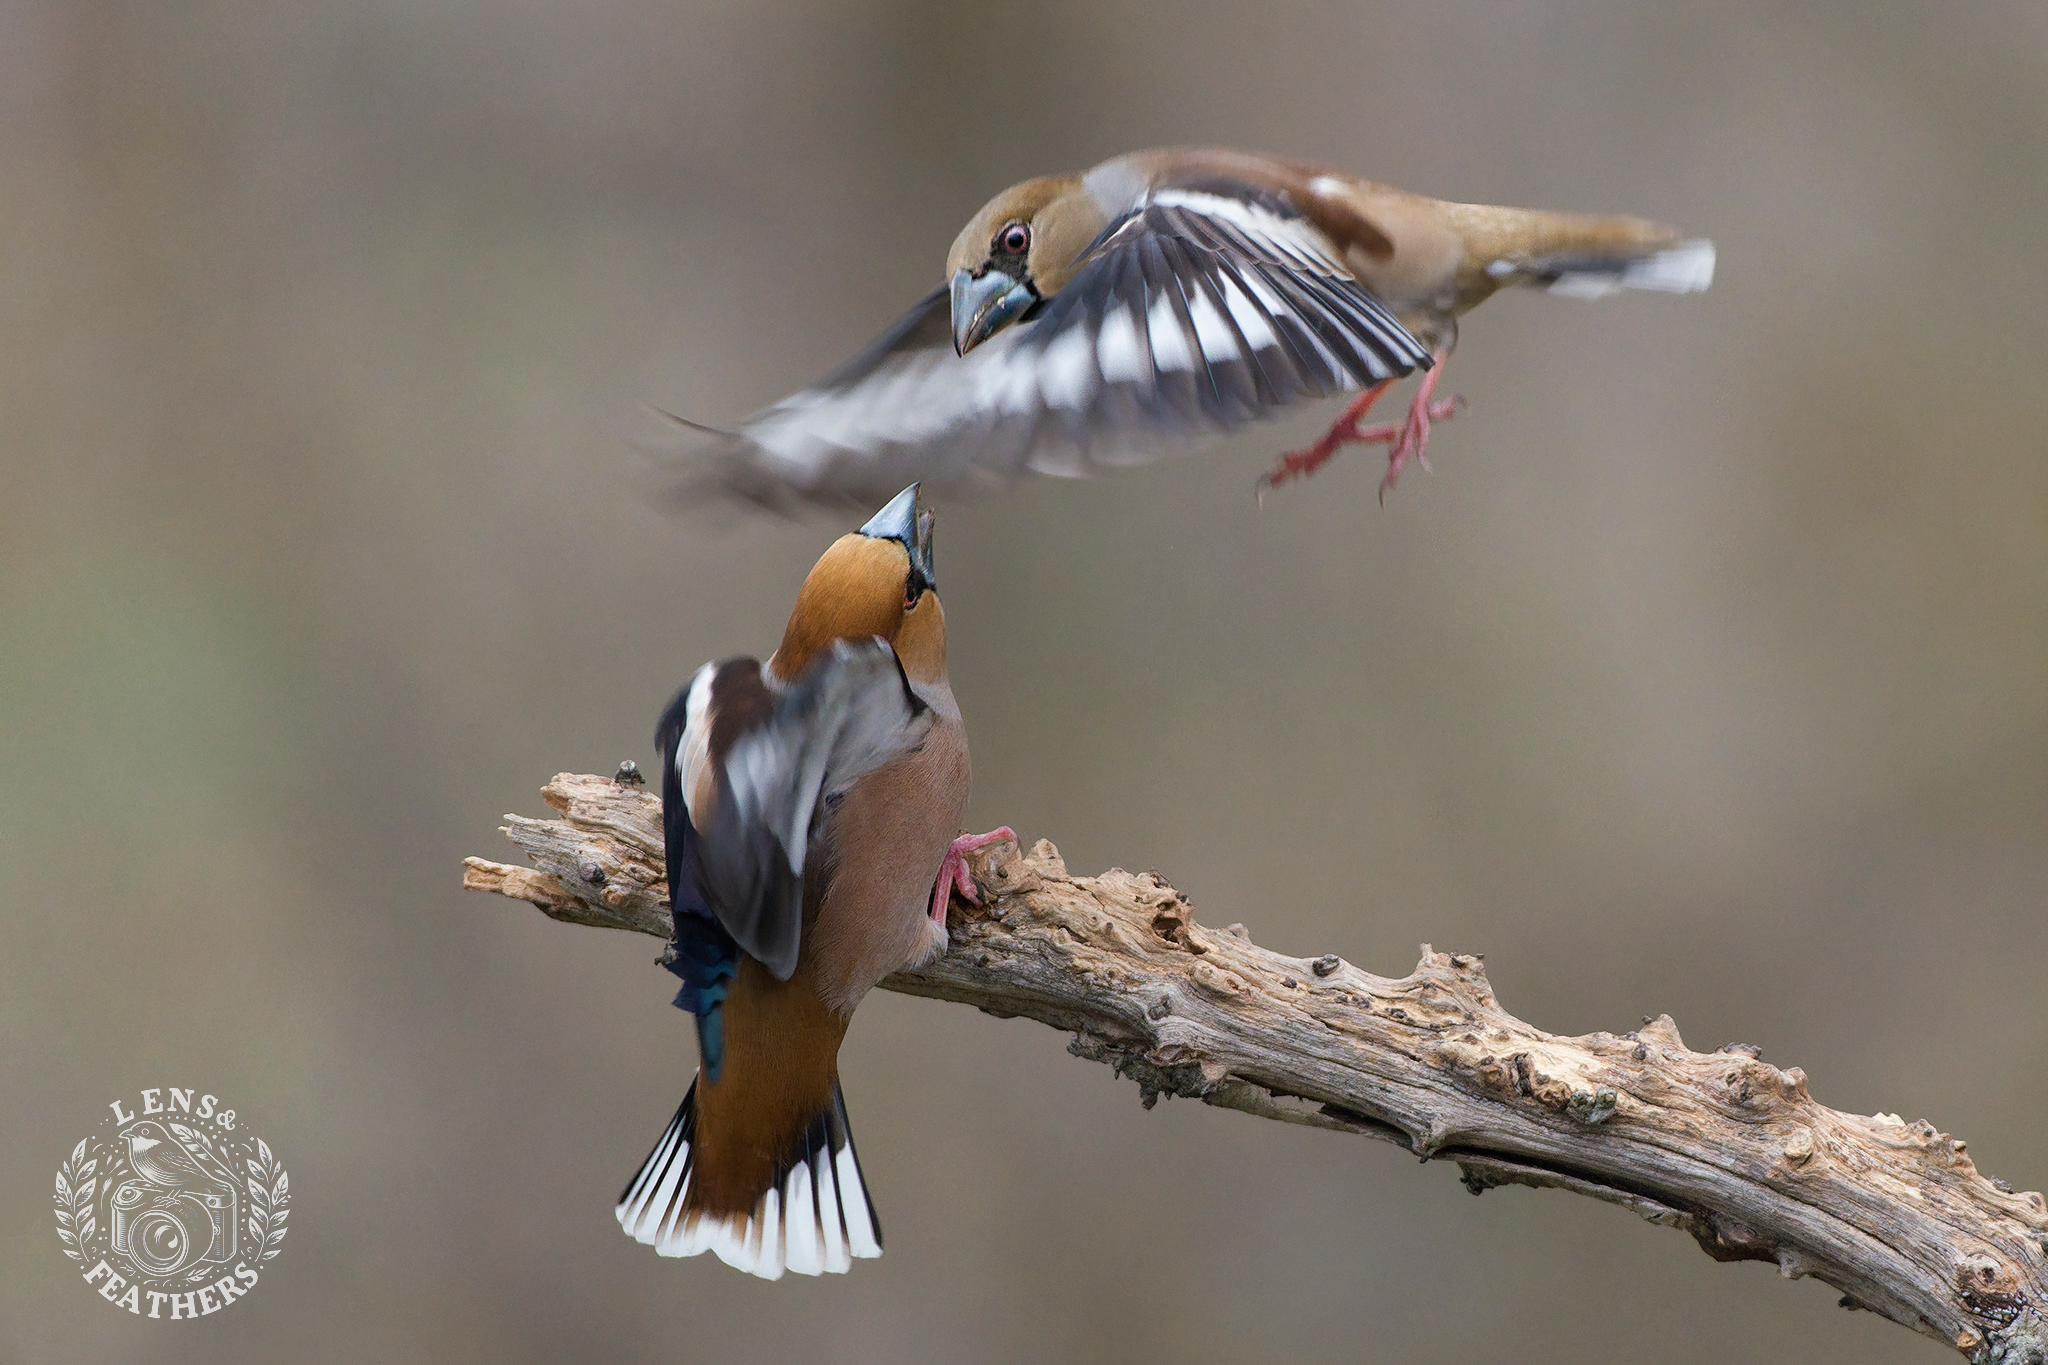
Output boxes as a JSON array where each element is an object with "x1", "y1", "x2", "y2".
[
  {"x1": 56, "y1": 1088, "x2": 290, "y2": 1317},
  {"x1": 107, "y1": 1122, "x2": 238, "y2": 1278}
]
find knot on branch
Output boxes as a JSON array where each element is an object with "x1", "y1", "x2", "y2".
[
  {"x1": 1956, "y1": 1254, "x2": 2033, "y2": 1331},
  {"x1": 1689, "y1": 1210, "x2": 1778, "y2": 1265},
  {"x1": 1069, "y1": 1032, "x2": 1228, "y2": 1111},
  {"x1": 1144, "y1": 884, "x2": 1200, "y2": 952}
]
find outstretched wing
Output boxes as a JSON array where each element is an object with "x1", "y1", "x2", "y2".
[
  {"x1": 690, "y1": 183, "x2": 1430, "y2": 507},
  {"x1": 660, "y1": 640, "x2": 930, "y2": 983}
]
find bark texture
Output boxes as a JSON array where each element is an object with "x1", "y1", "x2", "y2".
[{"x1": 465, "y1": 772, "x2": 2048, "y2": 1361}]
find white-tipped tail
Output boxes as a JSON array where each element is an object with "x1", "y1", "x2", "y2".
[
  {"x1": 615, "y1": 1080, "x2": 883, "y2": 1280},
  {"x1": 1545, "y1": 239, "x2": 1716, "y2": 299},
  {"x1": 1620, "y1": 239, "x2": 1715, "y2": 292}
]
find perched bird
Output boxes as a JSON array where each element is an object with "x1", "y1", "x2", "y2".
[
  {"x1": 616, "y1": 484, "x2": 1012, "y2": 1279},
  {"x1": 683, "y1": 147, "x2": 1712, "y2": 507},
  {"x1": 123, "y1": 1122, "x2": 234, "y2": 1192}
]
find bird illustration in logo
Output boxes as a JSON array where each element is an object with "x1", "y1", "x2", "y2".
[{"x1": 123, "y1": 1122, "x2": 234, "y2": 1191}]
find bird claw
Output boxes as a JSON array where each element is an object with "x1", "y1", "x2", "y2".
[
  {"x1": 1259, "y1": 352, "x2": 1459, "y2": 503},
  {"x1": 929, "y1": 827, "x2": 1019, "y2": 924},
  {"x1": 1257, "y1": 379, "x2": 1396, "y2": 497},
  {"x1": 1376, "y1": 394, "x2": 1463, "y2": 504}
]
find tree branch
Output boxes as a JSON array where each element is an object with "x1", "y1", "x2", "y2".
[{"x1": 464, "y1": 772, "x2": 2048, "y2": 1361}]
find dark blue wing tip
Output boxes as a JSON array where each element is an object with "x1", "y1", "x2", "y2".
[
  {"x1": 693, "y1": 1008, "x2": 726, "y2": 1084},
  {"x1": 666, "y1": 937, "x2": 737, "y2": 1083}
]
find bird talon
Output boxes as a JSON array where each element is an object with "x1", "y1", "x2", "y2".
[
  {"x1": 930, "y1": 826, "x2": 1017, "y2": 923},
  {"x1": 1370, "y1": 348, "x2": 1460, "y2": 500},
  {"x1": 1256, "y1": 378, "x2": 1403, "y2": 494}
]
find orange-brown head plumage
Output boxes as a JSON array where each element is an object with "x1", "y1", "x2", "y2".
[
  {"x1": 769, "y1": 485, "x2": 945, "y2": 687},
  {"x1": 945, "y1": 172, "x2": 1107, "y2": 301},
  {"x1": 945, "y1": 174, "x2": 1113, "y2": 354}
]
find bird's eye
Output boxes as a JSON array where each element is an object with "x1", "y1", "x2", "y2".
[
  {"x1": 904, "y1": 579, "x2": 922, "y2": 608},
  {"x1": 998, "y1": 222, "x2": 1030, "y2": 255}
]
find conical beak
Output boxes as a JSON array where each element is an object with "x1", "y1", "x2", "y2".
[
  {"x1": 858, "y1": 483, "x2": 936, "y2": 593},
  {"x1": 950, "y1": 268, "x2": 1035, "y2": 355},
  {"x1": 912, "y1": 504, "x2": 935, "y2": 593}
]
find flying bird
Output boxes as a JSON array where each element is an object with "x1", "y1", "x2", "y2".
[
  {"x1": 616, "y1": 484, "x2": 1013, "y2": 1279},
  {"x1": 681, "y1": 146, "x2": 1713, "y2": 507}
]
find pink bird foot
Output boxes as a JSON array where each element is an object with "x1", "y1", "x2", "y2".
[
  {"x1": 1256, "y1": 379, "x2": 1395, "y2": 498},
  {"x1": 1255, "y1": 350, "x2": 1461, "y2": 503},
  {"x1": 1374, "y1": 353, "x2": 1462, "y2": 504},
  {"x1": 930, "y1": 827, "x2": 1019, "y2": 923}
]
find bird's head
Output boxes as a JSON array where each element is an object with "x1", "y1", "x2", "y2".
[
  {"x1": 945, "y1": 173, "x2": 1106, "y2": 355},
  {"x1": 770, "y1": 485, "x2": 945, "y2": 685},
  {"x1": 125, "y1": 1122, "x2": 173, "y2": 1155}
]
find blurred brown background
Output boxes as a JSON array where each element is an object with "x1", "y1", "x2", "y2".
[{"x1": 4, "y1": 1, "x2": 2045, "y2": 1361}]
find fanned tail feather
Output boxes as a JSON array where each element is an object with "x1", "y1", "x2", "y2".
[
  {"x1": 1529, "y1": 239, "x2": 1716, "y2": 299},
  {"x1": 615, "y1": 1080, "x2": 883, "y2": 1280}
]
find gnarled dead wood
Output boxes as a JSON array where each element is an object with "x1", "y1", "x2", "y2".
[{"x1": 464, "y1": 772, "x2": 2048, "y2": 1362}]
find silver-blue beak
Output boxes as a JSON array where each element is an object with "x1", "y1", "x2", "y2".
[
  {"x1": 950, "y1": 267, "x2": 1035, "y2": 355},
  {"x1": 858, "y1": 484, "x2": 935, "y2": 592}
]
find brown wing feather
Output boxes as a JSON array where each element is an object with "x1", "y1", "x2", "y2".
[{"x1": 1136, "y1": 146, "x2": 1398, "y2": 261}]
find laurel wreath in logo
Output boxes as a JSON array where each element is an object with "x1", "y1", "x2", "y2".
[
  {"x1": 52, "y1": 1137, "x2": 100, "y2": 1263},
  {"x1": 243, "y1": 1136, "x2": 291, "y2": 1262},
  {"x1": 55, "y1": 1119, "x2": 292, "y2": 1281}
]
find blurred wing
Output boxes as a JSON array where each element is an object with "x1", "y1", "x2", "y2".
[
  {"x1": 657, "y1": 666, "x2": 742, "y2": 1072},
  {"x1": 692, "y1": 185, "x2": 1430, "y2": 506},
  {"x1": 676, "y1": 642, "x2": 930, "y2": 980}
]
